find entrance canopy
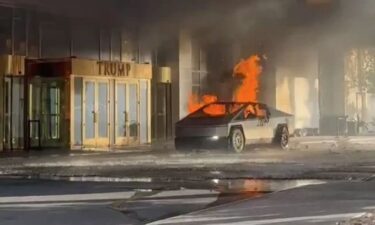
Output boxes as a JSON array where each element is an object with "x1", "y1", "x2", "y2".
[{"x1": 26, "y1": 57, "x2": 152, "y2": 79}]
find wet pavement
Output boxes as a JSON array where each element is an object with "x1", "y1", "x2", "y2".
[
  {"x1": 151, "y1": 180, "x2": 375, "y2": 225},
  {"x1": 0, "y1": 178, "x2": 220, "y2": 225},
  {"x1": 2, "y1": 147, "x2": 375, "y2": 182},
  {"x1": 0, "y1": 178, "x2": 327, "y2": 225},
  {"x1": 1, "y1": 137, "x2": 375, "y2": 224}
]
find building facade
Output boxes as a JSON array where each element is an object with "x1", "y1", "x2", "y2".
[
  {"x1": 0, "y1": 4, "x2": 154, "y2": 151},
  {"x1": 2, "y1": 0, "x2": 375, "y2": 152}
]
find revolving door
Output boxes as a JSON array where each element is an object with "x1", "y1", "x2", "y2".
[{"x1": 27, "y1": 77, "x2": 67, "y2": 149}]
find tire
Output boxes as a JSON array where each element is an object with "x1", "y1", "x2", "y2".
[
  {"x1": 229, "y1": 127, "x2": 245, "y2": 153},
  {"x1": 274, "y1": 125, "x2": 289, "y2": 150}
]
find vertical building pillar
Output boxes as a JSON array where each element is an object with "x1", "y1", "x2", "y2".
[
  {"x1": 178, "y1": 29, "x2": 193, "y2": 119},
  {"x1": 260, "y1": 55, "x2": 276, "y2": 108},
  {"x1": 318, "y1": 49, "x2": 346, "y2": 135},
  {"x1": 275, "y1": 40, "x2": 320, "y2": 132},
  {"x1": 0, "y1": 60, "x2": 4, "y2": 151}
]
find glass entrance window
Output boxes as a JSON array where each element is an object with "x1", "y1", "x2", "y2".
[
  {"x1": 49, "y1": 87, "x2": 60, "y2": 139},
  {"x1": 3, "y1": 77, "x2": 24, "y2": 150},
  {"x1": 74, "y1": 77, "x2": 82, "y2": 145},
  {"x1": 140, "y1": 80, "x2": 148, "y2": 144},
  {"x1": 82, "y1": 80, "x2": 110, "y2": 147},
  {"x1": 114, "y1": 81, "x2": 140, "y2": 145},
  {"x1": 129, "y1": 83, "x2": 138, "y2": 138},
  {"x1": 46, "y1": 83, "x2": 64, "y2": 144},
  {"x1": 4, "y1": 79, "x2": 10, "y2": 147},
  {"x1": 29, "y1": 81, "x2": 41, "y2": 142},
  {"x1": 77, "y1": 79, "x2": 148, "y2": 148},
  {"x1": 84, "y1": 81, "x2": 95, "y2": 139},
  {"x1": 28, "y1": 78, "x2": 65, "y2": 148},
  {"x1": 116, "y1": 83, "x2": 126, "y2": 137},
  {"x1": 98, "y1": 82, "x2": 108, "y2": 138}
]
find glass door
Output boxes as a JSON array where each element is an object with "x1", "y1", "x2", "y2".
[
  {"x1": 29, "y1": 78, "x2": 42, "y2": 148},
  {"x1": 115, "y1": 81, "x2": 139, "y2": 146},
  {"x1": 4, "y1": 78, "x2": 11, "y2": 149},
  {"x1": 83, "y1": 79, "x2": 109, "y2": 148},
  {"x1": 128, "y1": 83, "x2": 139, "y2": 145},
  {"x1": 139, "y1": 80, "x2": 149, "y2": 144},
  {"x1": 115, "y1": 82, "x2": 127, "y2": 145},
  {"x1": 3, "y1": 77, "x2": 25, "y2": 150},
  {"x1": 48, "y1": 87, "x2": 61, "y2": 140},
  {"x1": 83, "y1": 80, "x2": 96, "y2": 146},
  {"x1": 28, "y1": 78, "x2": 65, "y2": 148},
  {"x1": 96, "y1": 81, "x2": 110, "y2": 147}
]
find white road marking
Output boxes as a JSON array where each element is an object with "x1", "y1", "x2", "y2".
[
  {"x1": 0, "y1": 191, "x2": 134, "y2": 203},
  {"x1": 150, "y1": 213, "x2": 364, "y2": 225},
  {"x1": 0, "y1": 201, "x2": 113, "y2": 208}
]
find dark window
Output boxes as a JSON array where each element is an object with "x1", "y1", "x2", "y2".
[
  {"x1": 40, "y1": 19, "x2": 70, "y2": 58},
  {"x1": 13, "y1": 9, "x2": 26, "y2": 56},
  {"x1": 100, "y1": 29, "x2": 110, "y2": 60},
  {"x1": 27, "y1": 12, "x2": 39, "y2": 58},
  {"x1": 191, "y1": 38, "x2": 207, "y2": 98},
  {"x1": 122, "y1": 31, "x2": 138, "y2": 62},
  {"x1": 0, "y1": 7, "x2": 12, "y2": 54},
  {"x1": 111, "y1": 30, "x2": 121, "y2": 61},
  {"x1": 72, "y1": 24, "x2": 99, "y2": 60}
]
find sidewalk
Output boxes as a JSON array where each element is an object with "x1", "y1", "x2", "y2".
[
  {"x1": 0, "y1": 136, "x2": 375, "y2": 182},
  {"x1": 290, "y1": 136, "x2": 375, "y2": 151},
  {"x1": 1, "y1": 136, "x2": 374, "y2": 158}
]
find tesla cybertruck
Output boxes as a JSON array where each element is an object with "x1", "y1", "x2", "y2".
[{"x1": 175, "y1": 102, "x2": 294, "y2": 153}]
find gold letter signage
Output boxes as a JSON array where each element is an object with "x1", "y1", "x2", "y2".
[{"x1": 97, "y1": 61, "x2": 131, "y2": 77}]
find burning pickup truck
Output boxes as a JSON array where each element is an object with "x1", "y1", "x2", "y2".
[{"x1": 175, "y1": 102, "x2": 294, "y2": 153}]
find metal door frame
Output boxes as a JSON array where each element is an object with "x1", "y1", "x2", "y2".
[
  {"x1": 114, "y1": 81, "x2": 128, "y2": 145},
  {"x1": 114, "y1": 79, "x2": 139, "y2": 146},
  {"x1": 96, "y1": 79, "x2": 110, "y2": 147},
  {"x1": 27, "y1": 77, "x2": 65, "y2": 148},
  {"x1": 82, "y1": 78, "x2": 110, "y2": 148}
]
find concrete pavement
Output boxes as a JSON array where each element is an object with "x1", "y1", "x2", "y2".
[
  {"x1": 1, "y1": 138, "x2": 375, "y2": 187},
  {"x1": 2, "y1": 146, "x2": 375, "y2": 182},
  {"x1": 0, "y1": 179, "x2": 228, "y2": 225},
  {"x1": 151, "y1": 180, "x2": 375, "y2": 225},
  {"x1": 0, "y1": 179, "x2": 136, "y2": 225},
  {"x1": 1, "y1": 136, "x2": 375, "y2": 224}
]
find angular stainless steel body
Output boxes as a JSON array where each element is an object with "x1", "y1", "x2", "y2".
[{"x1": 175, "y1": 102, "x2": 294, "y2": 149}]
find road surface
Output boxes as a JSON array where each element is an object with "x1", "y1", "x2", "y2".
[
  {"x1": 151, "y1": 180, "x2": 375, "y2": 225},
  {"x1": 0, "y1": 179, "x2": 232, "y2": 225}
]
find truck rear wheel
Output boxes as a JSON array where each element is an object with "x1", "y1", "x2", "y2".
[{"x1": 274, "y1": 125, "x2": 289, "y2": 150}]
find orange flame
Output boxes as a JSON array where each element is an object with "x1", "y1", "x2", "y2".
[
  {"x1": 233, "y1": 55, "x2": 262, "y2": 102},
  {"x1": 188, "y1": 94, "x2": 225, "y2": 116},
  {"x1": 188, "y1": 54, "x2": 262, "y2": 115}
]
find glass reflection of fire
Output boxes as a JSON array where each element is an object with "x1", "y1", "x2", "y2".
[{"x1": 188, "y1": 55, "x2": 263, "y2": 116}]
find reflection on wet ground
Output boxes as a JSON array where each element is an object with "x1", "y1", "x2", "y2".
[
  {"x1": 213, "y1": 179, "x2": 325, "y2": 193},
  {"x1": 112, "y1": 178, "x2": 325, "y2": 224},
  {"x1": 0, "y1": 177, "x2": 326, "y2": 225}
]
